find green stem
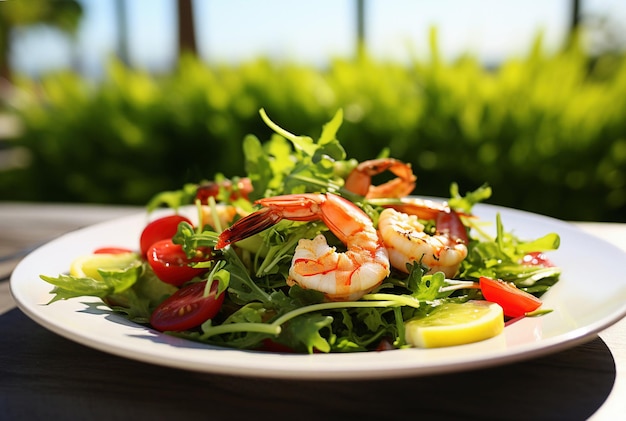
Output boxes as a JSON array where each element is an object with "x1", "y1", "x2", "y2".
[
  {"x1": 255, "y1": 233, "x2": 299, "y2": 277},
  {"x1": 205, "y1": 196, "x2": 223, "y2": 233},
  {"x1": 362, "y1": 293, "x2": 421, "y2": 308},
  {"x1": 439, "y1": 279, "x2": 479, "y2": 293},
  {"x1": 200, "y1": 300, "x2": 400, "y2": 340},
  {"x1": 393, "y1": 306, "x2": 406, "y2": 346},
  {"x1": 259, "y1": 108, "x2": 300, "y2": 142},
  {"x1": 270, "y1": 300, "x2": 399, "y2": 327},
  {"x1": 201, "y1": 322, "x2": 281, "y2": 339}
]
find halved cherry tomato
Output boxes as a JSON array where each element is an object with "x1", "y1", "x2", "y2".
[
  {"x1": 140, "y1": 215, "x2": 193, "y2": 256},
  {"x1": 521, "y1": 251, "x2": 555, "y2": 267},
  {"x1": 93, "y1": 247, "x2": 134, "y2": 254},
  {"x1": 479, "y1": 276, "x2": 542, "y2": 318},
  {"x1": 150, "y1": 280, "x2": 225, "y2": 332},
  {"x1": 146, "y1": 239, "x2": 209, "y2": 286}
]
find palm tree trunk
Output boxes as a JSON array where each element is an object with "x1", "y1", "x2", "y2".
[
  {"x1": 177, "y1": 0, "x2": 197, "y2": 57},
  {"x1": 0, "y1": 21, "x2": 12, "y2": 82}
]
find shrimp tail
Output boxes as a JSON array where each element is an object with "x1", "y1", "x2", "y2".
[
  {"x1": 344, "y1": 158, "x2": 416, "y2": 199},
  {"x1": 436, "y1": 209, "x2": 469, "y2": 244},
  {"x1": 216, "y1": 208, "x2": 282, "y2": 249}
]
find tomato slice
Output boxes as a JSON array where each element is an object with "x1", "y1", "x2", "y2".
[
  {"x1": 150, "y1": 280, "x2": 225, "y2": 332},
  {"x1": 93, "y1": 247, "x2": 134, "y2": 254},
  {"x1": 521, "y1": 251, "x2": 555, "y2": 267},
  {"x1": 140, "y1": 215, "x2": 193, "y2": 257},
  {"x1": 479, "y1": 276, "x2": 542, "y2": 318},
  {"x1": 147, "y1": 239, "x2": 209, "y2": 286}
]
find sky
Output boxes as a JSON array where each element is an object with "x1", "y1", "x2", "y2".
[{"x1": 11, "y1": 0, "x2": 626, "y2": 78}]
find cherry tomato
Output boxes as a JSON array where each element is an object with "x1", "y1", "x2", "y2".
[
  {"x1": 93, "y1": 247, "x2": 134, "y2": 254},
  {"x1": 140, "y1": 215, "x2": 193, "y2": 257},
  {"x1": 374, "y1": 338, "x2": 395, "y2": 352},
  {"x1": 479, "y1": 276, "x2": 542, "y2": 318},
  {"x1": 521, "y1": 251, "x2": 555, "y2": 267},
  {"x1": 257, "y1": 339, "x2": 295, "y2": 353},
  {"x1": 195, "y1": 182, "x2": 220, "y2": 204},
  {"x1": 196, "y1": 177, "x2": 253, "y2": 204},
  {"x1": 147, "y1": 239, "x2": 209, "y2": 286},
  {"x1": 150, "y1": 280, "x2": 225, "y2": 332}
]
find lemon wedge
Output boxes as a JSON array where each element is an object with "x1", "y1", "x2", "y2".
[
  {"x1": 69, "y1": 252, "x2": 140, "y2": 281},
  {"x1": 405, "y1": 300, "x2": 504, "y2": 348}
]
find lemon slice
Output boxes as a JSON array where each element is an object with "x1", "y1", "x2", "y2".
[
  {"x1": 70, "y1": 252, "x2": 140, "y2": 281},
  {"x1": 405, "y1": 300, "x2": 504, "y2": 348}
]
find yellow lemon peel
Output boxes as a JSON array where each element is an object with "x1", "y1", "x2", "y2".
[{"x1": 69, "y1": 252, "x2": 139, "y2": 281}]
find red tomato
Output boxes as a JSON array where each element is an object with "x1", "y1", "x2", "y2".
[
  {"x1": 140, "y1": 215, "x2": 193, "y2": 256},
  {"x1": 195, "y1": 182, "x2": 220, "y2": 204},
  {"x1": 258, "y1": 339, "x2": 295, "y2": 353},
  {"x1": 93, "y1": 247, "x2": 134, "y2": 254},
  {"x1": 374, "y1": 338, "x2": 395, "y2": 352},
  {"x1": 521, "y1": 251, "x2": 555, "y2": 267},
  {"x1": 147, "y1": 239, "x2": 209, "y2": 286},
  {"x1": 196, "y1": 177, "x2": 253, "y2": 204},
  {"x1": 479, "y1": 276, "x2": 542, "y2": 318},
  {"x1": 150, "y1": 280, "x2": 225, "y2": 332}
]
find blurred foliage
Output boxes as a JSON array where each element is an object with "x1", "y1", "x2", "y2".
[{"x1": 1, "y1": 29, "x2": 625, "y2": 222}]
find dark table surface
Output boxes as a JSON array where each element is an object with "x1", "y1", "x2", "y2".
[{"x1": 2, "y1": 202, "x2": 625, "y2": 420}]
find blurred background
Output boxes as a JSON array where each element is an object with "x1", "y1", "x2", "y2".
[{"x1": 0, "y1": 0, "x2": 625, "y2": 222}]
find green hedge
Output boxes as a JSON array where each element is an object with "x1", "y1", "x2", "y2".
[{"x1": 2, "y1": 31, "x2": 625, "y2": 222}]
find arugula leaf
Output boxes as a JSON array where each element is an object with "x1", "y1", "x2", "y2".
[
  {"x1": 243, "y1": 109, "x2": 348, "y2": 199},
  {"x1": 281, "y1": 314, "x2": 333, "y2": 353},
  {"x1": 515, "y1": 232, "x2": 560, "y2": 254},
  {"x1": 40, "y1": 260, "x2": 142, "y2": 302},
  {"x1": 401, "y1": 262, "x2": 450, "y2": 300},
  {"x1": 243, "y1": 134, "x2": 278, "y2": 200},
  {"x1": 130, "y1": 268, "x2": 179, "y2": 306},
  {"x1": 460, "y1": 213, "x2": 561, "y2": 292},
  {"x1": 40, "y1": 260, "x2": 178, "y2": 323},
  {"x1": 41, "y1": 273, "x2": 116, "y2": 302},
  {"x1": 448, "y1": 182, "x2": 492, "y2": 214},
  {"x1": 145, "y1": 182, "x2": 200, "y2": 212}
]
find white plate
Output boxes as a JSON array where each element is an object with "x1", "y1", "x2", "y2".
[{"x1": 10, "y1": 204, "x2": 626, "y2": 380}]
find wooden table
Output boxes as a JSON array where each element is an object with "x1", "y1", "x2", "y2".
[{"x1": 1, "y1": 202, "x2": 625, "y2": 420}]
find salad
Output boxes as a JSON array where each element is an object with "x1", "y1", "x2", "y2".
[{"x1": 41, "y1": 109, "x2": 561, "y2": 354}]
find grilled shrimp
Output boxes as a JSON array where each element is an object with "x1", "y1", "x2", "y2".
[
  {"x1": 217, "y1": 193, "x2": 390, "y2": 301},
  {"x1": 378, "y1": 199, "x2": 468, "y2": 278},
  {"x1": 344, "y1": 158, "x2": 417, "y2": 199}
]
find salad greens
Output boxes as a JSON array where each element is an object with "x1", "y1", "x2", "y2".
[{"x1": 40, "y1": 109, "x2": 561, "y2": 353}]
